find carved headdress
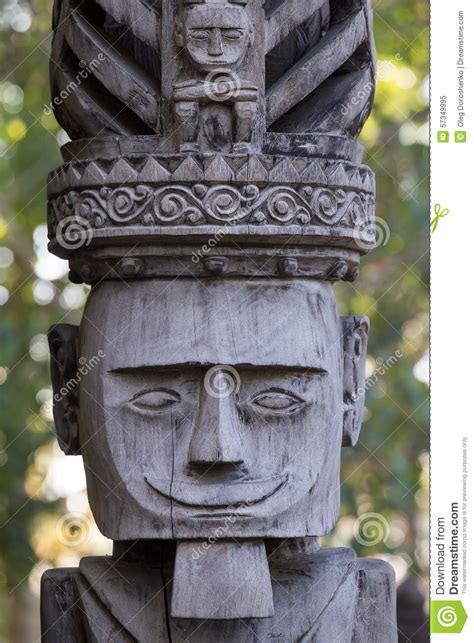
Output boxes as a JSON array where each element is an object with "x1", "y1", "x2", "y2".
[{"x1": 48, "y1": 0, "x2": 377, "y2": 285}]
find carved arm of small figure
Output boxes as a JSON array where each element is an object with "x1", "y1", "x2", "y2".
[{"x1": 173, "y1": 77, "x2": 258, "y2": 151}]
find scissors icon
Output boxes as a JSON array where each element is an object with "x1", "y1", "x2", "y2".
[{"x1": 430, "y1": 203, "x2": 449, "y2": 233}]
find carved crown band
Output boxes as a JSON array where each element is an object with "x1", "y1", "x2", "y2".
[{"x1": 46, "y1": 153, "x2": 376, "y2": 279}]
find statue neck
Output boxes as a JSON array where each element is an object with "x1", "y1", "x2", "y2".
[
  {"x1": 266, "y1": 537, "x2": 321, "y2": 562},
  {"x1": 112, "y1": 537, "x2": 321, "y2": 565}
]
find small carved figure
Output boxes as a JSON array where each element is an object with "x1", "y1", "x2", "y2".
[{"x1": 174, "y1": 0, "x2": 257, "y2": 151}]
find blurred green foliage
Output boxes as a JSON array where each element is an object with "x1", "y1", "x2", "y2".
[{"x1": 0, "y1": 0, "x2": 428, "y2": 639}]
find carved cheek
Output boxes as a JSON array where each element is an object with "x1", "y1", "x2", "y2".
[
  {"x1": 222, "y1": 41, "x2": 247, "y2": 64},
  {"x1": 186, "y1": 32, "x2": 209, "y2": 54}
]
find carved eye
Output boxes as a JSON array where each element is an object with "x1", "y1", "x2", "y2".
[
  {"x1": 190, "y1": 29, "x2": 209, "y2": 40},
  {"x1": 222, "y1": 29, "x2": 243, "y2": 40},
  {"x1": 130, "y1": 389, "x2": 181, "y2": 413},
  {"x1": 249, "y1": 389, "x2": 306, "y2": 415}
]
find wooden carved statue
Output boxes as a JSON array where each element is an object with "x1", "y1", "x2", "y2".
[
  {"x1": 173, "y1": 0, "x2": 258, "y2": 152},
  {"x1": 42, "y1": 1, "x2": 397, "y2": 641}
]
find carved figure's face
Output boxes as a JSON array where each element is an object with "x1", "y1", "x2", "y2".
[
  {"x1": 75, "y1": 279, "x2": 348, "y2": 540},
  {"x1": 176, "y1": 5, "x2": 252, "y2": 71}
]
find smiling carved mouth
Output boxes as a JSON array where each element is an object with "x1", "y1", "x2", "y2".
[{"x1": 144, "y1": 473, "x2": 288, "y2": 508}]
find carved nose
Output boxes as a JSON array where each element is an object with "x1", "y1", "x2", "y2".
[
  {"x1": 188, "y1": 369, "x2": 244, "y2": 466},
  {"x1": 208, "y1": 28, "x2": 223, "y2": 56}
]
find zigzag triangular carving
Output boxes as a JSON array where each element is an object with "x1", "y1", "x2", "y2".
[
  {"x1": 138, "y1": 157, "x2": 171, "y2": 182},
  {"x1": 108, "y1": 159, "x2": 138, "y2": 183},
  {"x1": 235, "y1": 157, "x2": 269, "y2": 182},
  {"x1": 269, "y1": 158, "x2": 301, "y2": 184},
  {"x1": 327, "y1": 164, "x2": 349, "y2": 187},
  {"x1": 205, "y1": 156, "x2": 235, "y2": 182},
  {"x1": 172, "y1": 157, "x2": 205, "y2": 182},
  {"x1": 301, "y1": 161, "x2": 327, "y2": 185}
]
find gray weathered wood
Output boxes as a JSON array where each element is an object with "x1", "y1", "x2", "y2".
[
  {"x1": 266, "y1": 9, "x2": 368, "y2": 125},
  {"x1": 95, "y1": 0, "x2": 161, "y2": 50},
  {"x1": 41, "y1": 569, "x2": 85, "y2": 642},
  {"x1": 171, "y1": 540, "x2": 274, "y2": 619},
  {"x1": 41, "y1": 543, "x2": 397, "y2": 641},
  {"x1": 46, "y1": 279, "x2": 373, "y2": 544},
  {"x1": 64, "y1": 9, "x2": 160, "y2": 129},
  {"x1": 265, "y1": 0, "x2": 329, "y2": 54}
]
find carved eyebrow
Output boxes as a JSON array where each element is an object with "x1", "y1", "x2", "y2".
[{"x1": 108, "y1": 363, "x2": 327, "y2": 375}]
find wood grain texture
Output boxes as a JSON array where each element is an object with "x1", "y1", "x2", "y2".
[
  {"x1": 265, "y1": 0, "x2": 329, "y2": 53},
  {"x1": 47, "y1": 280, "x2": 370, "y2": 545},
  {"x1": 50, "y1": 0, "x2": 160, "y2": 139},
  {"x1": 342, "y1": 316, "x2": 370, "y2": 447},
  {"x1": 41, "y1": 568, "x2": 85, "y2": 643},
  {"x1": 266, "y1": 9, "x2": 367, "y2": 125},
  {"x1": 95, "y1": 0, "x2": 162, "y2": 50},
  {"x1": 64, "y1": 9, "x2": 160, "y2": 129}
]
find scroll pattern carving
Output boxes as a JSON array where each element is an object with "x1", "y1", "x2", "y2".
[{"x1": 48, "y1": 183, "x2": 374, "y2": 233}]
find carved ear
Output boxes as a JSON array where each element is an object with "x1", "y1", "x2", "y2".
[
  {"x1": 48, "y1": 324, "x2": 81, "y2": 455},
  {"x1": 174, "y1": 21, "x2": 184, "y2": 47},
  {"x1": 341, "y1": 316, "x2": 370, "y2": 448},
  {"x1": 247, "y1": 17, "x2": 255, "y2": 47}
]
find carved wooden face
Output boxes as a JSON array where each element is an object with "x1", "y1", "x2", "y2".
[
  {"x1": 77, "y1": 279, "x2": 345, "y2": 540},
  {"x1": 177, "y1": 5, "x2": 252, "y2": 71}
]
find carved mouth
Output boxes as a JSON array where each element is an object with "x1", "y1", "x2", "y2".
[
  {"x1": 197, "y1": 60, "x2": 235, "y2": 69},
  {"x1": 144, "y1": 473, "x2": 288, "y2": 508}
]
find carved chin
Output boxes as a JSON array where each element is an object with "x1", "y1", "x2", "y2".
[{"x1": 144, "y1": 473, "x2": 288, "y2": 508}]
